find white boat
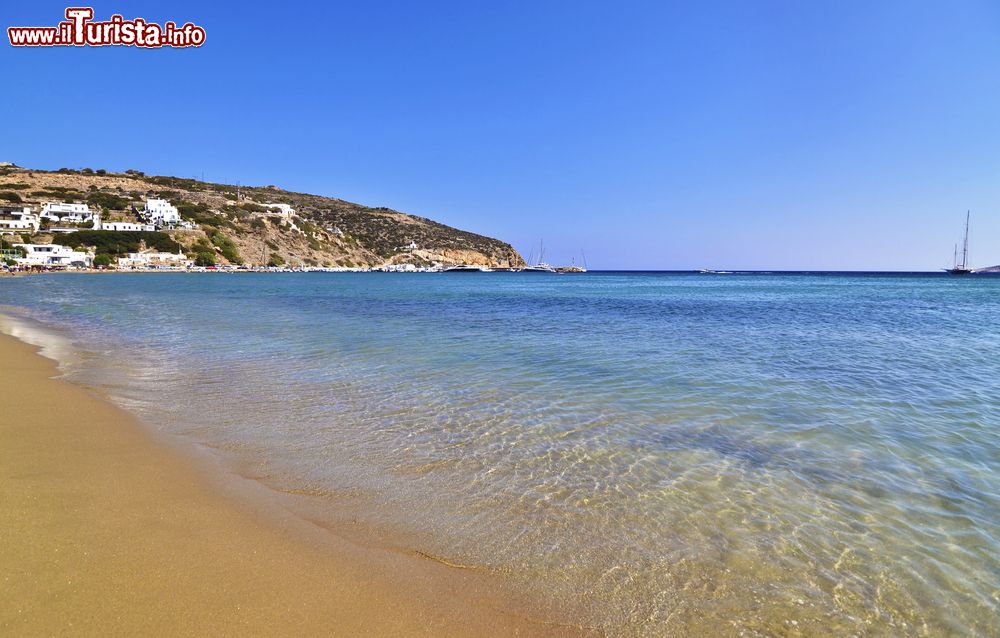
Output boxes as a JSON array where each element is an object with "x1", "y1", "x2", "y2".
[
  {"x1": 522, "y1": 262, "x2": 556, "y2": 273},
  {"x1": 944, "y1": 211, "x2": 974, "y2": 275},
  {"x1": 523, "y1": 239, "x2": 557, "y2": 272},
  {"x1": 443, "y1": 264, "x2": 493, "y2": 272}
]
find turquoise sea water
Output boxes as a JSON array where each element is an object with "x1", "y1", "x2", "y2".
[{"x1": 2, "y1": 272, "x2": 998, "y2": 635}]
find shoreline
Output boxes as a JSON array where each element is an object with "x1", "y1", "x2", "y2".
[{"x1": 0, "y1": 331, "x2": 582, "y2": 636}]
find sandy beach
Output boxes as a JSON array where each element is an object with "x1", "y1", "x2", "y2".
[{"x1": 0, "y1": 333, "x2": 578, "y2": 637}]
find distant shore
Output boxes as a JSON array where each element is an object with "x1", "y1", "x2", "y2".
[{"x1": 0, "y1": 331, "x2": 577, "y2": 636}]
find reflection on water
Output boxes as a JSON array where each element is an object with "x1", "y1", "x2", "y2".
[{"x1": 2, "y1": 272, "x2": 999, "y2": 635}]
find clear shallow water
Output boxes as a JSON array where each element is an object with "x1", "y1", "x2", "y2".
[{"x1": 2, "y1": 272, "x2": 998, "y2": 635}]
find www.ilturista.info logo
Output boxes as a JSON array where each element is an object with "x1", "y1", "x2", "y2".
[{"x1": 7, "y1": 8, "x2": 205, "y2": 48}]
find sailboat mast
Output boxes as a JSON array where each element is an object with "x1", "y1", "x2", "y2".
[{"x1": 961, "y1": 210, "x2": 970, "y2": 268}]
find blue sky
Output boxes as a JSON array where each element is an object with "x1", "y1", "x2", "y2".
[{"x1": 4, "y1": 1, "x2": 1000, "y2": 269}]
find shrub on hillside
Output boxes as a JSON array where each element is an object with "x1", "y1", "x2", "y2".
[
  {"x1": 86, "y1": 191, "x2": 131, "y2": 210},
  {"x1": 211, "y1": 232, "x2": 242, "y2": 264},
  {"x1": 0, "y1": 239, "x2": 26, "y2": 256},
  {"x1": 176, "y1": 201, "x2": 234, "y2": 228},
  {"x1": 299, "y1": 220, "x2": 318, "y2": 235},
  {"x1": 61, "y1": 230, "x2": 181, "y2": 256},
  {"x1": 148, "y1": 175, "x2": 201, "y2": 191},
  {"x1": 194, "y1": 251, "x2": 215, "y2": 267},
  {"x1": 32, "y1": 187, "x2": 86, "y2": 201}
]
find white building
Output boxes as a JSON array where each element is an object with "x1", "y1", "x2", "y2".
[
  {"x1": 46, "y1": 211, "x2": 100, "y2": 234},
  {"x1": 0, "y1": 206, "x2": 40, "y2": 233},
  {"x1": 263, "y1": 203, "x2": 294, "y2": 218},
  {"x1": 41, "y1": 202, "x2": 92, "y2": 222},
  {"x1": 117, "y1": 249, "x2": 192, "y2": 269},
  {"x1": 100, "y1": 221, "x2": 155, "y2": 232},
  {"x1": 143, "y1": 199, "x2": 180, "y2": 226},
  {"x1": 14, "y1": 243, "x2": 93, "y2": 268}
]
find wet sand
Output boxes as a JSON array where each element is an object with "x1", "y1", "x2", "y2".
[{"x1": 0, "y1": 333, "x2": 579, "y2": 637}]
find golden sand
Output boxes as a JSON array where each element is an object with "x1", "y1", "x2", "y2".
[{"x1": 0, "y1": 334, "x2": 578, "y2": 636}]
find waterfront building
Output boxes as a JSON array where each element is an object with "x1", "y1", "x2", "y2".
[
  {"x1": 13, "y1": 243, "x2": 92, "y2": 267},
  {"x1": 117, "y1": 249, "x2": 193, "y2": 269}
]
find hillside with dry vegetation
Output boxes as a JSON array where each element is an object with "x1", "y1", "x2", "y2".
[{"x1": 0, "y1": 164, "x2": 525, "y2": 269}]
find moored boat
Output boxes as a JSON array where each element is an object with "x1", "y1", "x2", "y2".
[
  {"x1": 945, "y1": 211, "x2": 974, "y2": 275},
  {"x1": 443, "y1": 264, "x2": 493, "y2": 272}
]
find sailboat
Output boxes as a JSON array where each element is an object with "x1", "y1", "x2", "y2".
[
  {"x1": 556, "y1": 255, "x2": 587, "y2": 273},
  {"x1": 522, "y1": 239, "x2": 556, "y2": 273},
  {"x1": 945, "y1": 211, "x2": 973, "y2": 275}
]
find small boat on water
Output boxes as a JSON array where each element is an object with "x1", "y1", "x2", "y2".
[
  {"x1": 523, "y1": 239, "x2": 557, "y2": 272},
  {"x1": 555, "y1": 252, "x2": 588, "y2": 273},
  {"x1": 443, "y1": 264, "x2": 493, "y2": 272},
  {"x1": 522, "y1": 263, "x2": 556, "y2": 273},
  {"x1": 945, "y1": 211, "x2": 974, "y2": 275}
]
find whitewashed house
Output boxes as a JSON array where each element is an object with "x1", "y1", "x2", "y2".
[
  {"x1": 100, "y1": 221, "x2": 155, "y2": 232},
  {"x1": 47, "y1": 211, "x2": 101, "y2": 234},
  {"x1": 14, "y1": 243, "x2": 93, "y2": 268},
  {"x1": 117, "y1": 249, "x2": 192, "y2": 269},
  {"x1": 263, "y1": 203, "x2": 294, "y2": 218},
  {"x1": 143, "y1": 199, "x2": 180, "y2": 226},
  {"x1": 41, "y1": 202, "x2": 92, "y2": 223},
  {"x1": 0, "y1": 206, "x2": 40, "y2": 233}
]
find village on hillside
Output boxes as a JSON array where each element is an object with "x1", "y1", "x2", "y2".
[
  {"x1": 2, "y1": 197, "x2": 190, "y2": 268},
  {"x1": 0, "y1": 163, "x2": 529, "y2": 274},
  {"x1": 0, "y1": 195, "x2": 324, "y2": 272}
]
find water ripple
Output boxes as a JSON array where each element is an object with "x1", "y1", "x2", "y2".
[{"x1": 2, "y1": 272, "x2": 999, "y2": 636}]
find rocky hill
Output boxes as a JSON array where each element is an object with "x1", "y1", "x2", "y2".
[{"x1": 0, "y1": 164, "x2": 524, "y2": 269}]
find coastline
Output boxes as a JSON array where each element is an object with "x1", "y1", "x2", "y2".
[{"x1": 0, "y1": 332, "x2": 581, "y2": 636}]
